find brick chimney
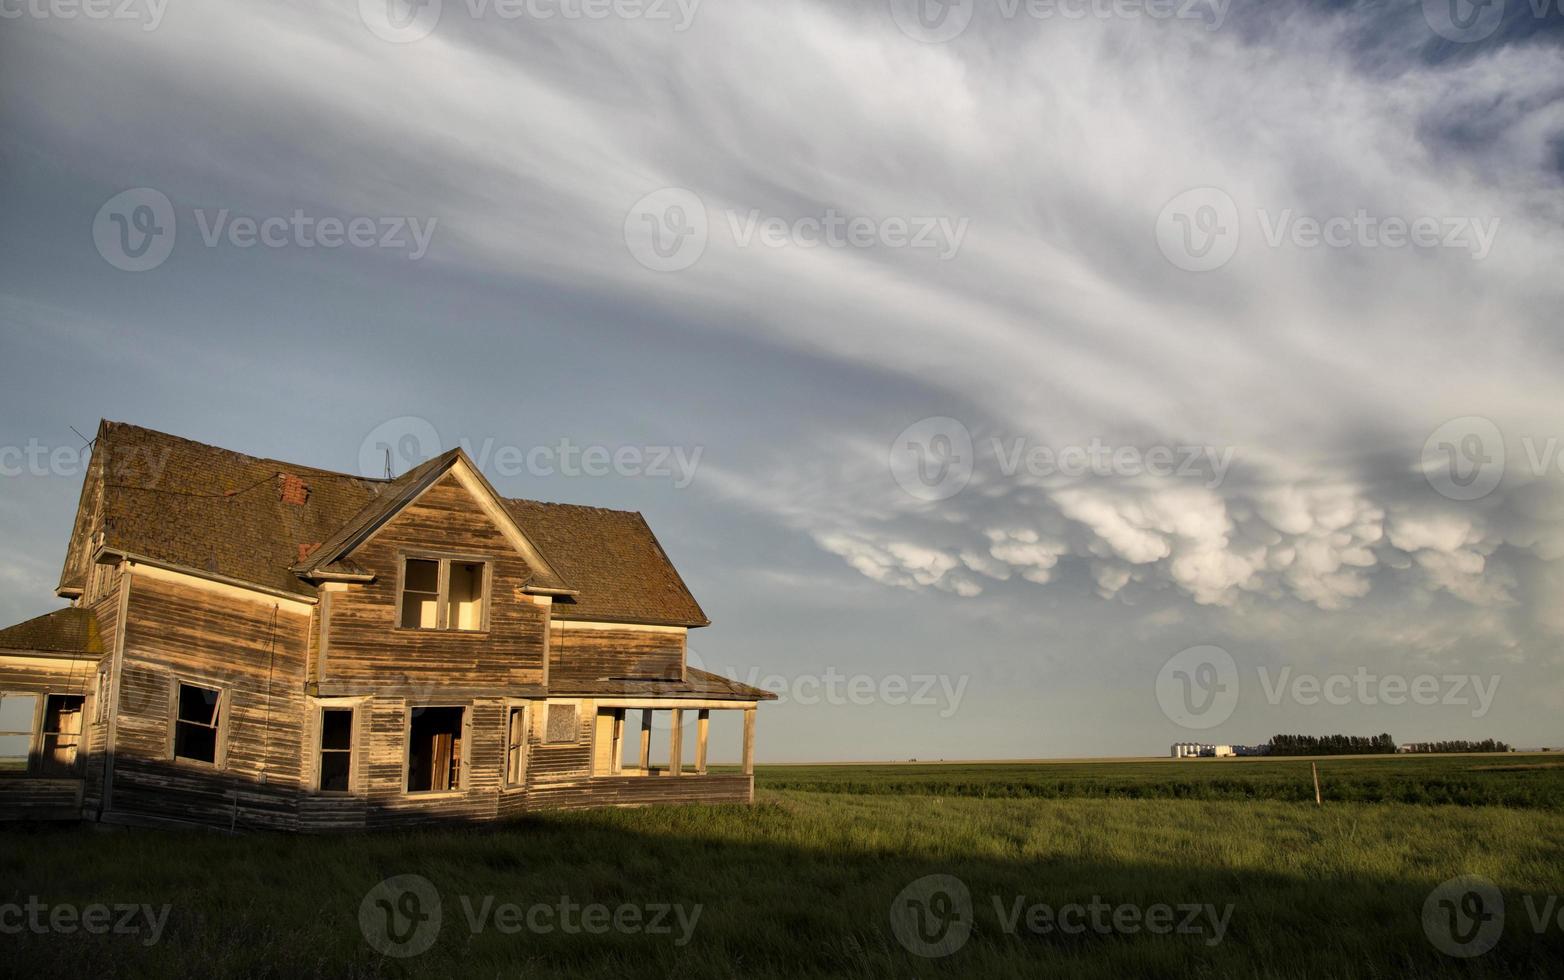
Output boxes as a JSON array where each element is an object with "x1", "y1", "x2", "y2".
[{"x1": 279, "y1": 473, "x2": 310, "y2": 506}]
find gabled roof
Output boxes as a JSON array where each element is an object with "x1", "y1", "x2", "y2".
[
  {"x1": 0, "y1": 608, "x2": 103, "y2": 655},
  {"x1": 58, "y1": 422, "x2": 709, "y2": 627},
  {"x1": 293, "y1": 450, "x2": 573, "y2": 595}
]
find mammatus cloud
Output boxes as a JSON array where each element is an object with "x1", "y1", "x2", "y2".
[{"x1": 6, "y1": 3, "x2": 1563, "y2": 679}]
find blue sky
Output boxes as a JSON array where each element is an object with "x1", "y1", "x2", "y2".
[{"x1": 2, "y1": 0, "x2": 1562, "y2": 759}]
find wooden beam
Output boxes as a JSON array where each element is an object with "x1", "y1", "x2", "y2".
[
  {"x1": 612, "y1": 709, "x2": 625, "y2": 775},
  {"x1": 696, "y1": 709, "x2": 710, "y2": 774},
  {"x1": 742, "y1": 707, "x2": 756, "y2": 775},
  {"x1": 637, "y1": 708, "x2": 652, "y2": 773},
  {"x1": 668, "y1": 708, "x2": 683, "y2": 776}
]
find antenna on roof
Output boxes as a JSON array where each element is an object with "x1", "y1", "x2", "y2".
[
  {"x1": 384, "y1": 448, "x2": 393, "y2": 480},
  {"x1": 70, "y1": 425, "x2": 96, "y2": 451}
]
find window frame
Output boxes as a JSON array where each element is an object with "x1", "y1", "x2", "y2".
[
  {"x1": 38, "y1": 693, "x2": 86, "y2": 777},
  {"x1": 503, "y1": 701, "x2": 531, "y2": 791},
  {"x1": 312, "y1": 701, "x2": 361, "y2": 795},
  {"x1": 394, "y1": 554, "x2": 492, "y2": 634},
  {"x1": 0, "y1": 691, "x2": 42, "y2": 777},
  {"x1": 401, "y1": 703, "x2": 471, "y2": 797},
  {"x1": 168, "y1": 678, "x2": 227, "y2": 769}
]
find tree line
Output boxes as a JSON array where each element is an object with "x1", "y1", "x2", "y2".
[
  {"x1": 1267, "y1": 733, "x2": 1397, "y2": 755},
  {"x1": 1397, "y1": 739, "x2": 1512, "y2": 754}
]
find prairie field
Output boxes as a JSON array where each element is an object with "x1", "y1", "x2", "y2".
[{"x1": 3, "y1": 754, "x2": 1562, "y2": 978}]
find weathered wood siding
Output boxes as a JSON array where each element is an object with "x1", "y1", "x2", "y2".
[
  {"x1": 80, "y1": 563, "x2": 123, "y2": 813},
  {"x1": 109, "y1": 571, "x2": 311, "y2": 830},
  {"x1": 548, "y1": 625, "x2": 685, "y2": 687},
  {"x1": 319, "y1": 474, "x2": 548, "y2": 696},
  {"x1": 0, "y1": 649, "x2": 104, "y2": 819}
]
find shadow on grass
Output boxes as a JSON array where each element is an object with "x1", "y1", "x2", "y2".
[{"x1": 0, "y1": 801, "x2": 1560, "y2": 979}]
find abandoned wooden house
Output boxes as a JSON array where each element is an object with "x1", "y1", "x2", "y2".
[{"x1": 0, "y1": 421, "x2": 773, "y2": 830}]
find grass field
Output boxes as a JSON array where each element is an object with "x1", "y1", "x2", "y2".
[{"x1": 3, "y1": 754, "x2": 1561, "y2": 977}]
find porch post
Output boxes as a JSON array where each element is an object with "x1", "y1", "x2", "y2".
[
  {"x1": 669, "y1": 708, "x2": 684, "y2": 776},
  {"x1": 742, "y1": 707, "x2": 756, "y2": 775},
  {"x1": 696, "y1": 709, "x2": 710, "y2": 774},
  {"x1": 639, "y1": 709, "x2": 652, "y2": 773}
]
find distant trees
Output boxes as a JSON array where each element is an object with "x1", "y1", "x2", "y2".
[
  {"x1": 1399, "y1": 739, "x2": 1512, "y2": 754},
  {"x1": 1266, "y1": 733, "x2": 1397, "y2": 756}
]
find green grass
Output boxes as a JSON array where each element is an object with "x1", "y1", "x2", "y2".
[
  {"x1": 755, "y1": 753, "x2": 1564, "y2": 808},
  {"x1": 2, "y1": 755, "x2": 1562, "y2": 977}
]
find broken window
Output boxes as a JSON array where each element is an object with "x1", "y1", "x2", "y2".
[
  {"x1": 0, "y1": 693, "x2": 39, "y2": 773},
  {"x1": 173, "y1": 683, "x2": 222, "y2": 765},
  {"x1": 544, "y1": 703, "x2": 578, "y2": 745},
  {"x1": 40, "y1": 695, "x2": 84, "y2": 776},
  {"x1": 318, "y1": 708, "x2": 354, "y2": 793},
  {"x1": 406, "y1": 706, "x2": 464, "y2": 793},
  {"x1": 505, "y1": 705, "x2": 528, "y2": 787},
  {"x1": 399, "y1": 557, "x2": 487, "y2": 630}
]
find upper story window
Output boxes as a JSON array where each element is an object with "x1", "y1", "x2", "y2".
[{"x1": 398, "y1": 557, "x2": 489, "y2": 631}]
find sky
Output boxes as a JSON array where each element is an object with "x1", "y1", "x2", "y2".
[{"x1": 1, "y1": 0, "x2": 1562, "y2": 761}]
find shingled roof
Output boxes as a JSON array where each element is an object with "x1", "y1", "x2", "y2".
[
  {"x1": 548, "y1": 667, "x2": 775, "y2": 701},
  {"x1": 58, "y1": 422, "x2": 709, "y2": 627},
  {"x1": 0, "y1": 608, "x2": 103, "y2": 655}
]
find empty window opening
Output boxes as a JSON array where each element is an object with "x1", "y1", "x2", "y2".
[
  {"x1": 40, "y1": 695, "x2": 84, "y2": 776},
  {"x1": 505, "y1": 705, "x2": 529, "y2": 787},
  {"x1": 174, "y1": 683, "x2": 222, "y2": 765},
  {"x1": 544, "y1": 703, "x2": 578, "y2": 745},
  {"x1": 318, "y1": 708, "x2": 354, "y2": 793},
  {"x1": 0, "y1": 693, "x2": 39, "y2": 773},
  {"x1": 447, "y1": 562, "x2": 485, "y2": 630},
  {"x1": 406, "y1": 706, "x2": 464, "y2": 793},
  {"x1": 399, "y1": 557, "x2": 487, "y2": 631},
  {"x1": 399, "y1": 558, "x2": 440, "y2": 629}
]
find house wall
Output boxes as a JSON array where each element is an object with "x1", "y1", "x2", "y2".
[
  {"x1": 0, "y1": 652, "x2": 101, "y2": 819},
  {"x1": 107, "y1": 569, "x2": 311, "y2": 830},
  {"x1": 548, "y1": 623, "x2": 686, "y2": 687},
  {"x1": 317, "y1": 474, "x2": 549, "y2": 696}
]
